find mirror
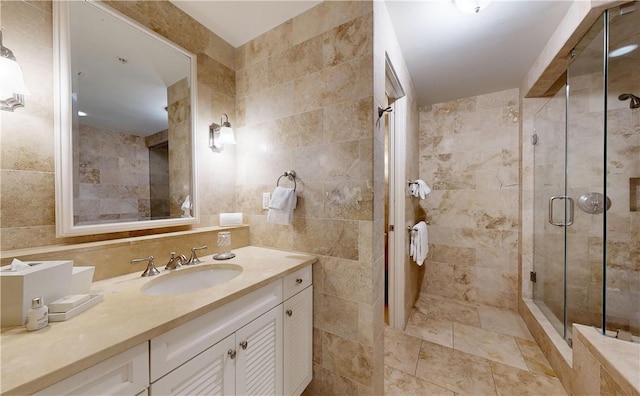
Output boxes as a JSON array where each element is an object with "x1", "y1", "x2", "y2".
[{"x1": 54, "y1": 1, "x2": 198, "y2": 237}]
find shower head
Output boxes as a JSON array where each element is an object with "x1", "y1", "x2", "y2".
[{"x1": 618, "y1": 93, "x2": 640, "y2": 109}]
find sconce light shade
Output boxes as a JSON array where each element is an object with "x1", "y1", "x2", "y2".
[
  {"x1": 0, "y1": 31, "x2": 30, "y2": 112},
  {"x1": 209, "y1": 113, "x2": 235, "y2": 153}
]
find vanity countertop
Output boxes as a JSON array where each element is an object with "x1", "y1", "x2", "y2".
[{"x1": 0, "y1": 246, "x2": 316, "y2": 395}]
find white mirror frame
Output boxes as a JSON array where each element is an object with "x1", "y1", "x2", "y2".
[{"x1": 53, "y1": 1, "x2": 199, "y2": 237}]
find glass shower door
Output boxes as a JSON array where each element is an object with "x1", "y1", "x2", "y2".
[{"x1": 533, "y1": 87, "x2": 568, "y2": 338}]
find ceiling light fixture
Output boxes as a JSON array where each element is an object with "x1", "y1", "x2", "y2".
[
  {"x1": 209, "y1": 113, "x2": 236, "y2": 153},
  {"x1": 0, "y1": 31, "x2": 30, "y2": 112},
  {"x1": 609, "y1": 44, "x2": 638, "y2": 58},
  {"x1": 453, "y1": 0, "x2": 491, "y2": 14}
]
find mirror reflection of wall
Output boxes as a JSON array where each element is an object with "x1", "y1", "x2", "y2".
[{"x1": 65, "y1": 1, "x2": 194, "y2": 228}]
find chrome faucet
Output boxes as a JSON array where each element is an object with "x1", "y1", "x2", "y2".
[
  {"x1": 185, "y1": 246, "x2": 208, "y2": 265},
  {"x1": 131, "y1": 256, "x2": 160, "y2": 277},
  {"x1": 165, "y1": 252, "x2": 186, "y2": 270}
]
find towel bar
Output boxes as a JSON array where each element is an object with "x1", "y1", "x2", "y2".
[
  {"x1": 407, "y1": 221, "x2": 430, "y2": 232},
  {"x1": 276, "y1": 170, "x2": 297, "y2": 191}
]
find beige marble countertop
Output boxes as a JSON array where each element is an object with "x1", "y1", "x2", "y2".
[{"x1": 0, "y1": 246, "x2": 316, "y2": 395}]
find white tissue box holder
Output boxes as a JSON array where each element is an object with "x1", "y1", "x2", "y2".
[
  {"x1": 70, "y1": 266, "x2": 95, "y2": 294},
  {"x1": 0, "y1": 260, "x2": 73, "y2": 327}
]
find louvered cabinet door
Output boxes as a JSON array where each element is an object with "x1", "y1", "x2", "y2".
[
  {"x1": 235, "y1": 305, "x2": 283, "y2": 396},
  {"x1": 283, "y1": 286, "x2": 313, "y2": 396},
  {"x1": 150, "y1": 335, "x2": 236, "y2": 396}
]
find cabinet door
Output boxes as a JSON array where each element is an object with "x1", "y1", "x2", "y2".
[
  {"x1": 151, "y1": 335, "x2": 235, "y2": 396},
  {"x1": 283, "y1": 286, "x2": 313, "y2": 396},
  {"x1": 235, "y1": 306, "x2": 283, "y2": 396}
]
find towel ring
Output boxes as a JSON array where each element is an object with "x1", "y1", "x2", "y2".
[{"x1": 277, "y1": 170, "x2": 297, "y2": 191}]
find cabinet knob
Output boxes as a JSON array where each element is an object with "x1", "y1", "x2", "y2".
[
  {"x1": 240, "y1": 340, "x2": 248, "y2": 350},
  {"x1": 295, "y1": 278, "x2": 303, "y2": 284},
  {"x1": 227, "y1": 349, "x2": 236, "y2": 359},
  {"x1": 286, "y1": 309, "x2": 293, "y2": 317}
]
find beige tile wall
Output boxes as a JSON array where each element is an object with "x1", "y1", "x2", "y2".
[
  {"x1": 418, "y1": 88, "x2": 521, "y2": 310},
  {"x1": 232, "y1": 2, "x2": 383, "y2": 394}
]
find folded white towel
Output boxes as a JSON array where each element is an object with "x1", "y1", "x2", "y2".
[
  {"x1": 268, "y1": 187, "x2": 291, "y2": 210},
  {"x1": 410, "y1": 180, "x2": 431, "y2": 199},
  {"x1": 410, "y1": 221, "x2": 429, "y2": 266},
  {"x1": 267, "y1": 187, "x2": 296, "y2": 225}
]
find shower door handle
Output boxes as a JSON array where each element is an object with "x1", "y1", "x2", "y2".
[{"x1": 548, "y1": 196, "x2": 575, "y2": 226}]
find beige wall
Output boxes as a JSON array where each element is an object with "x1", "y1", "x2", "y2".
[
  {"x1": 418, "y1": 88, "x2": 521, "y2": 310},
  {"x1": 231, "y1": 2, "x2": 385, "y2": 393}
]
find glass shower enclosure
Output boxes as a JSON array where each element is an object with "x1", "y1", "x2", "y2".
[{"x1": 532, "y1": 4, "x2": 639, "y2": 344}]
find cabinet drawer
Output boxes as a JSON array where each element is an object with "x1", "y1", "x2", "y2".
[
  {"x1": 150, "y1": 280, "x2": 282, "y2": 382},
  {"x1": 36, "y1": 343, "x2": 149, "y2": 396},
  {"x1": 283, "y1": 265, "x2": 312, "y2": 300}
]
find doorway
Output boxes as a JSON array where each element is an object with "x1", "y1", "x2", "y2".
[{"x1": 384, "y1": 55, "x2": 407, "y2": 329}]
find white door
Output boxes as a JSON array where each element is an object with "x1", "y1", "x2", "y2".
[
  {"x1": 235, "y1": 306, "x2": 283, "y2": 396},
  {"x1": 283, "y1": 286, "x2": 313, "y2": 396},
  {"x1": 150, "y1": 334, "x2": 236, "y2": 396}
]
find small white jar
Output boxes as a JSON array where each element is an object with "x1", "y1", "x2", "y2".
[{"x1": 26, "y1": 297, "x2": 48, "y2": 331}]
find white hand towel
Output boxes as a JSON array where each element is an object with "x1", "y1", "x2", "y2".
[
  {"x1": 267, "y1": 187, "x2": 296, "y2": 225},
  {"x1": 268, "y1": 187, "x2": 291, "y2": 210},
  {"x1": 410, "y1": 221, "x2": 429, "y2": 266},
  {"x1": 416, "y1": 180, "x2": 431, "y2": 199}
]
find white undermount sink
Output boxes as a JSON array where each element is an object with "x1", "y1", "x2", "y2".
[{"x1": 141, "y1": 264, "x2": 242, "y2": 296}]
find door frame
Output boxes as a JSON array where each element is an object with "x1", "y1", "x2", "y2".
[{"x1": 385, "y1": 54, "x2": 407, "y2": 330}]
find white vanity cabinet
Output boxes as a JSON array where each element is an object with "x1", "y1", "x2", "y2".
[
  {"x1": 35, "y1": 342, "x2": 149, "y2": 396},
  {"x1": 282, "y1": 265, "x2": 313, "y2": 396}
]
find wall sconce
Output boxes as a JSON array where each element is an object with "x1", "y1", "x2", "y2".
[
  {"x1": 209, "y1": 113, "x2": 236, "y2": 153},
  {"x1": 0, "y1": 31, "x2": 30, "y2": 112}
]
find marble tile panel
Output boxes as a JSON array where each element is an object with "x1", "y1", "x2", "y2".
[
  {"x1": 293, "y1": 218, "x2": 359, "y2": 261},
  {"x1": 236, "y1": 58, "x2": 269, "y2": 98},
  {"x1": 453, "y1": 322, "x2": 528, "y2": 370},
  {"x1": 427, "y1": 244, "x2": 476, "y2": 266},
  {"x1": 423, "y1": 261, "x2": 455, "y2": 298},
  {"x1": 491, "y1": 361, "x2": 566, "y2": 396},
  {"x1": 323, "y1": 13, "x2": 372, "y2": 68},
  {"x1": 1, "y1": 170, "x2": 55, "y2": 228},
  {"x1": 404, "y1": 310, "x2": 454, "y2": 348},
  {"x1": 323, "y1": 55, "x2": 373, "y2": 104},
  {"x1": 384, "y1": 327, "x2": 422, "y2": 375},
  {"x1": 236, "y1": 20, "x2": 292, "y2": 68},
  {"x1": 323, "y1": 96, "x2": 373, "y2": 143},
  {"x1": 245, "y1": 214, "x2": 295, "y2": 251},
  {"x1": 415, "y1": 341, "x2": 497, "y2": 395},
  {"x1": 197, "y1": 56, "x2": 236, "y2": 97},
  {"x1": 384, "y1": 366, "x2": 454, "y2": 396},
  {"x1": 322, "y1": 332, "x2": 373, "y2": 387},
  {"x1": 293, "y1": 139, "x2": 371, "y2": 183},
  {"x1": 273, "y1": 109, "x2": 324, "y2": 149},
  {"x1": 324, "y1": 180, "x2": 374, "y2": 221},
  {"x1": 1, "y1": 111, "x2": 54, "y2": 172},
  {"x1": 600, "y1": 366, "x2": 631, "y2": 396},
  {"x1": 314, "y1": 292, "x2": 359, "y2": 341},
  {"x1": 268, "y1": 36, "x2": 323, "y2": 86},
  {"x1": 292, "y1": 1, "x2": 371, "y2": 45},
  {"x1": 319, "y1": 256, "x2": 372, "y2": 304},
  {"x1": 293, "y1": 70, "x2": 327, "y2": 114},
  {"x1": 203, "y1": 30, "x2": 235, "y2": 70}
]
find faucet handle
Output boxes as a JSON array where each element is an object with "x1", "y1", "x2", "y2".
[
  {"x1": 131, "y1": 256, "x2": 160, "y2": 277},
  {"x1": 185, "y1": 246, "x2": 208, "y2": 265}
]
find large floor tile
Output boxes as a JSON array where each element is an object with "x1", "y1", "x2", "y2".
[
  {"x1": 415, "y1": 341, "x2": 497, "y2": 396},
  {"x1": 491, "y1": 361, "x2": 567, "y2": 396},
  {"x1": 384, "y1": 366, "x2": 455, "y2": 396},
  {"x1": 384, "y1": 326, "x2": 422, "y2": 375},
  {"x1": 453, "y1": 322, "x2": 529, "y2": 370},
  {"x1": 515, "y1": 337, "x2": 557, "y2": 378},
  {"x1": 477, "y1": 305, "x2": 534, "y2": 340},
  {"x1": 415, "y1": 294, "x2": 481, "y2": 327},
  {"x1": 405, "y1": 310, "x2": 454, "y2": 348}
]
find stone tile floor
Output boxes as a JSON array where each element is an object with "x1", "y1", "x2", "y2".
[{"x1": 384, "y1": 293, "x2": 568, "y2": 395}]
